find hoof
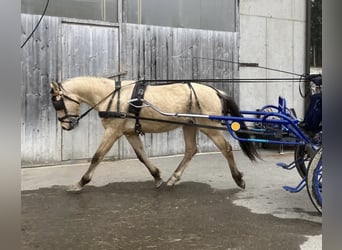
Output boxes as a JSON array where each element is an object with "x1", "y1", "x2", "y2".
[
  {"x1": 155, "y1": 178, "x2": 163, "y2": 188},
  {"x1": 166, "y1": 175, "x2": 180, "y2": 187},
  {"x1": 234, "y1": 172, "x2": 245, "y2": 189},
  {"x1": 66, "y1": 183, "x2": 83, "y2": 192},
  {"x1": 166, "y1": 181, "x2": 175, "y2": 187},
  {"x1": 237, "y1": 180, "x2": 246, "y2": 189}
]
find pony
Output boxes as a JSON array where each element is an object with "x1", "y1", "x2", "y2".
[{"x1": 50, "y1": 76, "x2": 259, "y2": 191}]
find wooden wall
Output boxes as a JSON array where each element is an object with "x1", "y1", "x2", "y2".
[
  {"x1": 21, "y1": 14, "x2": 61, "y2": 165},
  {"x1": 119, "y1": 23, "x2": 240, "y2": 158},
  {"x1": 21, "y1": 14, "x2": 239, "y2": 166}
]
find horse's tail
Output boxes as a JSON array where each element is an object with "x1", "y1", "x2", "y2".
[{"x1": 217, "y1": 90, "x2": 261, "y2": 162}]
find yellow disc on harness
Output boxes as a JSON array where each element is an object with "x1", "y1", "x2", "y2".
[{"x1": 231, "y1": 122, "x2": 241, "y2": 131}]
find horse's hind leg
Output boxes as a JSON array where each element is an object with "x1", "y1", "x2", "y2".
[
  {"x1": 200, "y1": 128, "x2": 245, "y2": 189},
  {"x1": 125, "y1": 134, "x2": 163, "y2": 188},
  {"x1": 67, "y1": 128, "x2": 121, "y2": 192},
  {"x1": 167, "y1": 126, "x2": 198, "y2": 186}
]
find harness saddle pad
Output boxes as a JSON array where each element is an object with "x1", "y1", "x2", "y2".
[{"x1": 128, "y1": 81, "x2": 147, "y2": 115}]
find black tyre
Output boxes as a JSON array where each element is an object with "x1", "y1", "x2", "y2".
[
  {"x1": 294, "y1": 131, "x2": 322, "y2": 178},
  {"x1": 306, "y1": 147, "x2": 322, "y2": 214},
  {"x1": 294, "y1": 144, "x2": 315, "y2": 178}
]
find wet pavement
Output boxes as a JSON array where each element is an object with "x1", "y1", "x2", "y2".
[{"x1": 22, "y1": 150, "x2": 322, "y2": 249}]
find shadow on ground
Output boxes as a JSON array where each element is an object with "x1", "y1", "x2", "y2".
[{"x1": 22, "y1": 181, "x2": 321, "y2": 250}]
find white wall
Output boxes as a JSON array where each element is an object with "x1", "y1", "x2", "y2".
[{"x1": 239, "y1": 0, "x2": 307, "y2": 119}]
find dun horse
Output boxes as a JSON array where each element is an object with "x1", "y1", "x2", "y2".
[{"x1": 50, "y1": 76, "x2": 259, "y2": 191}]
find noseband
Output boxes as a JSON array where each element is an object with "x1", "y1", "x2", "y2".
[{"x1": 51, "y1": 91, "x2": 81, "y2": 130}]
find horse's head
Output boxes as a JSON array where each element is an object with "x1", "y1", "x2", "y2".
[{"x1": 50, "y1": 81, "x2": 81, "y2": 131}]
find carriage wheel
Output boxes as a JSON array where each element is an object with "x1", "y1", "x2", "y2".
[
  {"x1": 294, "y1": 131, "x2": 322, "y2": 178},
  {"x1": 306, "y1": 147, "x2": 322, "y2": 214},
  {"x1": 256, "y1": 107, "x2": 289, "y2": 149},
  {"x1": 294, "y1": 144, "x2": 314, "y2": 178}
]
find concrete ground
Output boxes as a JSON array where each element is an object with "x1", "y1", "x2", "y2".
[{"x1": 22, "y1": 149, "x2": 322, "y2": 249}]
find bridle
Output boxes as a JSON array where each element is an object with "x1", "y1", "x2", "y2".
[
  {"x1": 51, "y1": 89, "x2": 81, "y2": 130},
  {"x1": 51, "y1": 82, "x2": 122, "y2": 130}
]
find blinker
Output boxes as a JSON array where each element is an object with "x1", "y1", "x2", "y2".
[{"x1": 51, "y1": 95, "x2": 66, "y2": 111}]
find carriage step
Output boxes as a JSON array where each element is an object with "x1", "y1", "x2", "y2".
[
  {"x1": 276, "y1": 161, "x2": 295, "y2": 170},
  {"x1": 283, "y1": 179, "x2": 306, "y2": 193}
]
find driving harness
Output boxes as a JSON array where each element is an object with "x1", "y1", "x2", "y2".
[
  {"x1": 99, "y1": 80, "x2": 204, "y2": 135},
  {"x1": 98, "y1": 80, "x2": 147, "y2": 135}
]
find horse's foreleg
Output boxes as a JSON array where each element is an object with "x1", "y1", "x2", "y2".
[
  {"x1": 125, "y1": 134, "x2": 163, "y2": 188},
  {"x1": 167, "y1": 126, "x2": 198, "y2": 186},
  {"x1": 200, "y1": 129, "x2": 245, "y2": 189},
  {"x1": 67, "y1": 129, "x2": 121, "y2": 192}
]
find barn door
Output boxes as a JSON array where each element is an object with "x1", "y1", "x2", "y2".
[{"x1": 60, "y1": 20, "x2": 120, "y2": 161}]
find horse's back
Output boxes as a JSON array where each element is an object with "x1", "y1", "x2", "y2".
[{"x1": 141, "y1": 82, "x2": 221, "y2": 114}]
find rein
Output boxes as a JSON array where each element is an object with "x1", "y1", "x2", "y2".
[
  {"x1": 75, "y1": 87, "x2": 122, "y2": 124},
  {"x1": 77, "y1": 80, "x2": 138, "y2": 123},
  {"x1": 52, "y1": 82, "x2": 126, "y2": 129}
]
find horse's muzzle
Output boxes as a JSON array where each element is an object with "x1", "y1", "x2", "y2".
[{"x1": 59, "y1": 116, "x2": 79, "y2": 131}]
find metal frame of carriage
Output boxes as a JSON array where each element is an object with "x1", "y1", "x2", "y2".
[{"x1": 126, "y1": 80, "x2": 322, "y2": 214}]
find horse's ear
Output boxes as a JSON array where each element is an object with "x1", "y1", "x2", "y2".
[{"x1": 50, "y1": 81, "x2": 60, "y2": 94}]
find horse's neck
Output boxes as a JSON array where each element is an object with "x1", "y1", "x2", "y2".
[{"x1": 66, "y1": 77, "x2": 116, "y2": 108}]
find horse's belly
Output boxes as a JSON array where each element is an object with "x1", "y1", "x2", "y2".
[{"x1": 123, "y1": 118, "x2": 185, "y2": 134}]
